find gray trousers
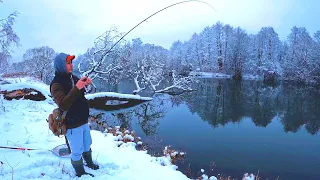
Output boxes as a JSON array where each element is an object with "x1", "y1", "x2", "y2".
[{"x1": 66, "y1": 123, "x2": 92, "y2": 161}]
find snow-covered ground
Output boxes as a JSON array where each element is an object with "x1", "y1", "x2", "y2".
[
  {"x1": 190, "y1": 71, "x2": 232, "y2": 78},
  {"x1": 190, "y1": 71, "x2": 263, "y2": 80},
  {"x1": 242, "y1": 75, "x2": 263, "y2": 80},
  {"x1": 0, "y1": 77, "x2": 254, "y2": 180}
]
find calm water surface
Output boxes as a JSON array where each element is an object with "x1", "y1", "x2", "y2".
[{"x1": 92, "y1": 78, "x2": 320, "y2": 180}]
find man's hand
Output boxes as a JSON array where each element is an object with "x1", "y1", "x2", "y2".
[
  {"x1": 85, "y1": 77, "x2": 92, "y2": 85},
  {"x1": 76, "y1": 77, "x2": 92, "y2": 90}
]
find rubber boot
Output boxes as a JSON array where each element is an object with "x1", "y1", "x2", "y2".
[
  {"x1": 82, "y1": 149, "x2": 100, "y2": 170},
  {"x1": 71, "y1": 158, "x2": 94, "y2": 177}
]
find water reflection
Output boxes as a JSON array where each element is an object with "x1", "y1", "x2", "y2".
[
  {"x1": 91, "y1": 96, "x2": 167, "y2": 136},
  {"x1": 177, "y1": 79, "x2": 320, "y2": 135},
  {"x1": 91, "y1": 78, "x2": 320, "y2": 179},
  {"x1": 93, "y1": 78, "x2": 319, "y2": 136},
  {"x1": 135, "y1": 101, "x2": 166, "y2": 136}
]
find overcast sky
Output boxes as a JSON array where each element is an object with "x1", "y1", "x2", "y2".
[{"x1": 1, "y1": 0, "x2": 319, "y2": 63}]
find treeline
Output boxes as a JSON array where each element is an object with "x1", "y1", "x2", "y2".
[
  {"x1": 4, "y1": 22, "x2": 320, "y2": 86},
  {"x1": 169, "y1": 22, "x2": 320, "y2": 84}
]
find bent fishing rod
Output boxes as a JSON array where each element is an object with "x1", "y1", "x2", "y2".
[{"x1": 83, "y1": 0, "x2": 216, "y2": 79}]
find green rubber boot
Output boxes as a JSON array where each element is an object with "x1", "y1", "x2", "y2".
[{"x1": 71, "y1": 158, "x2": 94, "y2": 177}]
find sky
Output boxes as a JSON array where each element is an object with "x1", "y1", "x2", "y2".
[{"x1": 1, "y1": 0, "x2": 319, "y2": 63}]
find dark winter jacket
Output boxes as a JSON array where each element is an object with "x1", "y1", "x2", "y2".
[{"x1": 50, "y1": 53, "x2": 89, "y2": 129}]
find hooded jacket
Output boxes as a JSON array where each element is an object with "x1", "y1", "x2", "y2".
[{"x1": 50, "y1": 53, "x2": 89, "y2": 129}]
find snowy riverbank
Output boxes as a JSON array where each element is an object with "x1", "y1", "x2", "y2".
[{"x1": 189, "y1": 71, "x2": 263, "y2": 80}]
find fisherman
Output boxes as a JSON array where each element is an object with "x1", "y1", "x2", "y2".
[{"x1": 50, "y1": 53, "x2": 99, "y2": 177}]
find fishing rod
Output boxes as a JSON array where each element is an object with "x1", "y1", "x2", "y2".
[
  {"x1": 84, "y1": 0, "x2": 216, "y2": 79},
  {"x1": 0, "y1": 144, "x2": 71, "y2": 158},
  {"x1": 0, "y1": 146, "x2": 36, "y2": 151}
]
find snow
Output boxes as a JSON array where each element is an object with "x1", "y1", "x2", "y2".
[
  {"x1": 1, "y1": 76, "x2": 42, "y2": 84},
  {"x1": 30, "y1": 92, "x2": 38, "y2": 95},
  {"x1": 137, "y1": 141, "x2": 143, "y2": 145},
  {"x1": 0, "y1": 82, "x2": 52, "y2": 101},
  {"x1": 243, "y1": 173, "x2": 255, "y2": 180},
  {"x1": 123, "y1": 135, "x2": 134, "y2": 141},
  {"x1": 242, "y1": 75, "x2": 263, "y2": 80},
  {"x1": 0, "y1": 78, "x2": 191, "y2": 180},
  {"x1": 0, "y1": 78, "x2": 185, "y2": 179},
  {"x1": 0, "y1": 79, "x2": 152, "y2": 104},
  {"x1": 105, "y1": 100, "x2": 129, "y2": 105},
  {"x1": 85, "y1": 92, "x2": 152, "y2": 101},
  {"x1": 202, "y1": 174, "x2": 209, "y2": 179},
  {"x1": 189, "y1": 72, "x2": 265, "y2": 80},
  {"x1": 170, "y1": 152, "x2": 178, "y2": 157},
  {"x1": 116, "y1": 131, "x2": 123, "y2": 136},
  {"x1": 201, "y1": 169, "x2": 204, "y2": 173},
  {"x1": 0, "y1": 77, "x2": 254, "y2": 179},
  {"x1": 189, "y1": 71, "x2": 231, "y2": 79},
  {"x1": 0, "y1": 95, "x2": 189, "y2": 180},
  {"x1": 211, "y1": 73, "x2": 232, "y2": 78}
]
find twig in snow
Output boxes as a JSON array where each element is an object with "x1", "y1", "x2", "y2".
[
  {"x1": 0, "y1": 161, "x2": 4, "y2": 175},
  {"x1": 4, "y1": 156, "x2": 20, "y2": 180}
]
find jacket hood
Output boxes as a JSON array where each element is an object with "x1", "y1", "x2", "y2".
[{"x1": 54, "y1": 53, "x2": 68, "y2": 74}]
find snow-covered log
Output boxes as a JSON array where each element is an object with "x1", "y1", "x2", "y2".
[
  {"x1": 1, "y1": 88, "x2": 46, "y2": 101},
  {"x1": 0, "y1": 82, "x2": 51, "y2": 101},
  {"x1": 85, "y1": 92, "x2": 152, "y2": 111}
]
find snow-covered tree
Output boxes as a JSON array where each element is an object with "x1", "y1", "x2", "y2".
[
  {"x1": 199, "y1": 26, "x2": 214, "y2": 71},
  {"x1": 245, "y1": 34, "x2": 258, "y2": 75},
  {"x1": 229, "y1": 27, "x2": 249, "y2": 79},
  {"x1": 214, "y1": 22, "x2": 224, "y2": 72},
  {"x1": 310, "y1": 31, "x2": 320, "y2": 83},
  {"x1": 22, "y1": 46, "x2": 55, "y2": 84},
  {"x1": 169, "y1": 40, "x2": 184, "y2": 71},
  {"x1": 165, "y1": 23, "x2": 318, "y2": 84},
  {"x1": 255, "y1": 27, "x2": 282, "y2": 75},
  {"x1": 123, "y1": 39, "x2": 171, "y2": 93},
  {"x1": 77, "y1": 26, "x2": 126, "y2": 86},
  {"x1": 278, "y1": 41, "x2": 289, "y2": 76},
  {"x1": 76, "y1": 22, "x2": 319, "y2": 94},
  {"x1": 285, "y1": 26, "x2": 314, "y2": 82},
  {"x1": 0, "y1": 1, "x2": 20, "y2": 73}
]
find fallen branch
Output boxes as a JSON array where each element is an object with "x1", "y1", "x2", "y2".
[
  {"x1": 0, "y1": 88, "x2": 46, "y2": 101},
  {"x1": 4, "y1": 157, "x2": 19, "y2": 180}
]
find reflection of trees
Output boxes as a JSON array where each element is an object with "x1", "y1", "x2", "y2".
[
  {"x1": 227, "y1": 80, "x2": 245, "y2": 122},
  {"x1": 281, "y1": 95, "x2": 305, "y2": 133},
  {"x1": 90, "y1": 95, "x2": 167, "y2": 136},
  {"x1": 91, "y1": 110, "x2": 134, "y2": 130},
  {"x1": 250, "y1": 85, "x2": 279, "y2": 127},
  {"x1": 305, "y1": 120, "x2": 320, "y2": 135},
  {"x1": 170, "y1": 94, "x2": 184, "y2": 107},
  {"x1": 183, "y1": 79, "x2": 227, "y2": 127},
  {"x1": 183, "y1": 78, "x2": 320, "y2": 135},
  {"x1": 280, "y1": 84, "x2": 320, "y2": 134},
  {"x1": 134, "y1": 101, "x2": 166, "y2": 136},
  {"x1": 111, "y1": 112, "x2": 133, "y2": 129},
  {"x1": 92, "y1": 78, "x2": 319, "y2": 135}
]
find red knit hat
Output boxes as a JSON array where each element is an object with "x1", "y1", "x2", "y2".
[{"x1": 66, "y1": 55, "x2": 75, "y2": 62}]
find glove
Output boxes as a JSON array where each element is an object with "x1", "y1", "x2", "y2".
[{"x1": 76, "y1": 77, "x2": 92, "y2": 90}]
